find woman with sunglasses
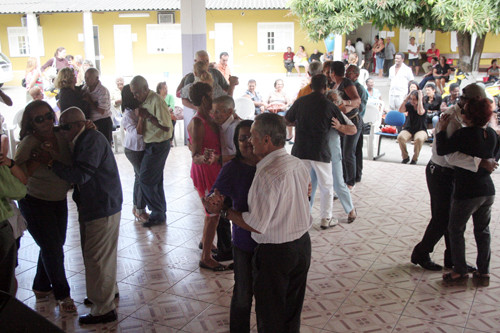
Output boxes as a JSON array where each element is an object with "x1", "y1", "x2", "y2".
[{"x1": 14, "y1": 100, "x2": 76, "y2": 312}]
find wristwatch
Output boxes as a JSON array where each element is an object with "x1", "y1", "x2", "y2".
[
  {"x1": 8, "y1": 159, "x2": 15, "y2": 169},
  {"x1": 220, "y1": 209, "x2": 229, "y2": 219}
]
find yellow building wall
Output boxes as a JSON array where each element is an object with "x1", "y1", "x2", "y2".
[{"x1": 205, "y1": 9, "x2": 325, "y2": 73}]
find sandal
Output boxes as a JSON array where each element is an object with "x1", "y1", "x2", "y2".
[
  {"x1": 33, "y1": 289, "x2": 53, "y2": 299},
  {"x1": 199, "y1": 261, "x2": 227, "y2": 272},
  {"x1": 59, "y1": 297, "x2": 77, "y2": 313},
  {"x1": 442, "y1": 272, "x2": 468, "y2": 282}
]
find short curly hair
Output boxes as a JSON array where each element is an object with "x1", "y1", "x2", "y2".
[
  {"x1": 189, "y1": 82, "x2": 212, "y2": 107},
  {"x1": 463, "y1": 98, "x2": 493, "y2": 127},
  {"x1": 55, "y1": 67, "x2": 75, "y2": 89}
]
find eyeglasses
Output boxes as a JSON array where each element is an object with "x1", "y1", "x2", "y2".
[
  {"x1": 33, "y1": 112, "x2": 54, "y2": 124},
  {"x1": 58, "y1": 121, "x2": 84, "y2": 131},
  {"x1": 238, "y1": 135, "x2": 251, "y2": 142}
]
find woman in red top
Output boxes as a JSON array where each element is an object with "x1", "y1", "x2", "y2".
[{"x1": 187, "y1": 82, "x2": 226, "y2": 271}]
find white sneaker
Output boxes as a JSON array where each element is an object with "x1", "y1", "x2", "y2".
[{"x1": 320, "y1": 217, "x2": 338, "y2": 229}]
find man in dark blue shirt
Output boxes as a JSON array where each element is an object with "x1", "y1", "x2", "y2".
[{"x1": 52, "y1": 107, "x2": 122, "y2": 325}]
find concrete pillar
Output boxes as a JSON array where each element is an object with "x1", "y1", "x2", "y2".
[
  {"x1": 334, "y1": 35, "x2": 343, "y2": 61},
  {"x1": 180, "y1": 0, "x2": 207, "y2": 76},
  {"x1": 83, "y1": 11, "x2": 95, "y2": 65},
  {"x1": 180, "y1": 0, "x2": 207, "y2": 143},
  {"x1": 26, "y1": 13, "x2": 39, "y2": 59}
]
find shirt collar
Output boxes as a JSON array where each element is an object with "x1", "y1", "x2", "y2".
[
  {"x1": 221, "y1": 115, "x2": 235, "y2": 131},
  {"x1": 257, "y1": 148, "x2": 287, "y2": 170}
]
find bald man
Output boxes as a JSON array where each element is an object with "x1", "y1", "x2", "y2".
[
  {"x1": 51, "y1": 107, "x2": 122, "y2": 325},
  {"x1": 83, "y1": 68, "x2": 113, "y2": 143},
  {"x1": 29, "y1": 86, "x2": 44, "y2": 101}
]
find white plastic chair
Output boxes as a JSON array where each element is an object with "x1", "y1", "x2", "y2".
[
  {"x1": 362, "y1": 101, "x2": 383, "y2": 160},
  {"x1": 234, "y1": 97, "x2": 255, "y2": 120}
]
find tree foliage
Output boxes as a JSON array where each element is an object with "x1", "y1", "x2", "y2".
[{"x1": 289, "y1": 0, "x2": 500, "y2": 42}]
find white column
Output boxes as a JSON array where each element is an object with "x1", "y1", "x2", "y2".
[
  {"x1": 26, "y1": 13, "x2": 39, "y2": 59},
  {"x1": 180, "y1": 0, "x2": 207, "y2": 144},
  {"x1": 180, "y1": 0, "x2": 207, "y2": 76},
  {"x1": 83, "y1": 11, "x2": 95, "y2": 65},
  {"x1": 334, "y1": 35, "x2": 343, "y2": 61}
]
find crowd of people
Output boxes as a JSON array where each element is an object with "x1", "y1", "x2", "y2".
[{"x1": 0, "y1": 43, "x2": 499, "y2": 333}]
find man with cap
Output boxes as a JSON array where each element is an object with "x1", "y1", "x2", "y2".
[{"x1": 411, "y1": 84, "x2": 499, "y2": 271}]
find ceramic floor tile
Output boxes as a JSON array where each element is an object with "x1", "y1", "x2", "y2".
[
  {"x1": 114, "y1": 282, "x2": 163, "y2": 316},
  {"x1": 121, "y1": 265, "x2": 192, "y2": 292},
  {"x1": 117, "y1": 317, "x2": 178, "y2": 333},
  {"x1": 167, "y1": 271, "x2": 234, "y2": 303},
  {"x1": 393, "y1": 315, "x2": 464, "y2": 332},
  {"x1": 343, "y1": 281, "x2": 412, "y2": 315},
  {"x1": 323, "y1": 303, "x2": 400, "y2": 332},
  {"x1": 402, "y1": 292, "x2": 472, "y2": 327},
  {"x1": 129, "y1": 292, "x2": 210, "y2": 329},
  {"x1": 305, "y1": 271, "x2": 357, "y2": 301},
  {"x1": 301, "y1": 295, "x2": 342, "y2": 329},
  {"x1": 466, "y1": 302, "x2": 500, "y2": 332},
  {"x1": 180, "y1": 304, "x2": 231, "y2": 332},
  {"x1": 361, "y1": 263, "x2": 423, "y2": 290}
]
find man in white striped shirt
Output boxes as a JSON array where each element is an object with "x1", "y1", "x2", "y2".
[{"x1": 206, "y1": 113, "x2": 312, "y2": 332}]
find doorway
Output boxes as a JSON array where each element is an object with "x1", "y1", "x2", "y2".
[
  {"x1": 113, "y1": 25, "x2": 134, "y2": 76},
  {"x1": 214, "y1": 23, "x2": 233, "y2": 67}
]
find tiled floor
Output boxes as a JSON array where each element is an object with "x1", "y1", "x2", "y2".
[{"x1": 14, "y1": 145, "x2": 500, "y2": 333}]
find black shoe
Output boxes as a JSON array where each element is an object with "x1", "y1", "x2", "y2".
[
  {"x1": 213, "y1": 250, "x2": 233, "y2": 262},
  {"x1": 84, "y1": 293, "x2": 119, "y2": 306},
  {"x1": 402, "y1": 157, "x2": 410, "y2": 164},
  {"x1": 79, "y1": 310, "x2": 117, "y2": 325},
  {"x1": 411, "y1": 249, "x2": 443, "y2": 271},
  {"x1": 443, "y1": 251, "x2": 476, "y2": 272},
  {"x1": 410, "y1": 160, "x2": 417, "y2": 165},
  {"x1": 142, "y1": 219, "x2": 166, "y2": 228}
]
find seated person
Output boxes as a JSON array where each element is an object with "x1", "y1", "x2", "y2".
[
  {"x1": 422, "y1": 83, "x2": 442, "y2": 128},
  {"x1": 243, "y1": 79, "x2": 266, "y2": 115},
  {"x1": 440, "y1": 83, "x2": 460, "y2": 113},
  {"x1": 422, "y1": 43, "x2": 440, "y2": 74},
  {"x1": 309, "y1": 49, "x2": 323, "y2": 63},
  {"x1": 294, "y1": 46, "x2": 309, "y2": 76},
  {"x1": 321, "y1": 51, "x2": 334, "y2": 62},
  {"x1": 433, "y1": 56, "x2": 452, "y2": 94},
  {"x1": 419, "y1": 57, "x2": 438, "y2": 90},
  {"x1": 487, "y1": 59, "x2": 499, "y2": 83},
  {"x1": 266, "y1": 79, "x2": 291, "y2": 116},
  {"x1": 397, "y1": 90, "x2": 427, "y2": 164},
  {"x1": 283, "y1": 47, "x2": 295, "y2": 76}
]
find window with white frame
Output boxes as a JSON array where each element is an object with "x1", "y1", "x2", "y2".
[
  {"x1": 257, "y1": 22, "x2": 294, "y2": 53},
  {"x1": 7, "y1": 27, "x2": 45, "y2": 57}
]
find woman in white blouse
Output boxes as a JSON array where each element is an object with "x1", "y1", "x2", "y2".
[{"x1": 120, "y1": 84, "x2": 148, "y2": 222}]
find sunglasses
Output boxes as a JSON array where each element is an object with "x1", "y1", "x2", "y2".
[
  {"x1": 33, "y1": 112, "x2": 54, "y2": 124},
  {"x1": 58, "y1": 121, "x2": 84, "y2": 131},
  {"x1": 238, "y1": 135, "x2": 251, "y2": 142}
]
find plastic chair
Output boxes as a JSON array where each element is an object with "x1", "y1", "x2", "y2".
[
  {"x1": 234, "y1": 97, "x2": 255, "y2": 120},
  {"x1": 373, "y1": 110, "x2": 406, "y2": 160},
  {"x1": 362, "y1": 102, "x2": 382, "y2": 160}
]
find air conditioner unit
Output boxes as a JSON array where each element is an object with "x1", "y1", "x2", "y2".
[
  {"x1": 158, "y1": 12, "x2": 175, "y2": 24},
  {"x1": 21, "y1": 15, "x2": 41, "y2": 27}
]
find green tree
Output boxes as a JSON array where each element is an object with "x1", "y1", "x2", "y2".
[{"x1": 289, "y1": 0, "x2": 500, "y2": 72}]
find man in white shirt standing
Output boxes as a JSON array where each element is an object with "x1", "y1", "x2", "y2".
[
  {"x1": 83, "y1": 68, "x2": 113, "y2": 143},
  {"x1": 389, "y1": 52, "x2": 415, "y2": 111},
  {"x1": 407, "y1": 37, "x2": 420, "y2": 75},
  {"x1": 355, "y1": 38, "x2": 364, "y2": 67},
  {"x1": 206, "y1": 113, "x2": 312, "y2": 332}
]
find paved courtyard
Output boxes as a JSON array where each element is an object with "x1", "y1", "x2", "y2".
[{"x1": 11, "y1": 144, "x2": 500, "y2": 333}]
